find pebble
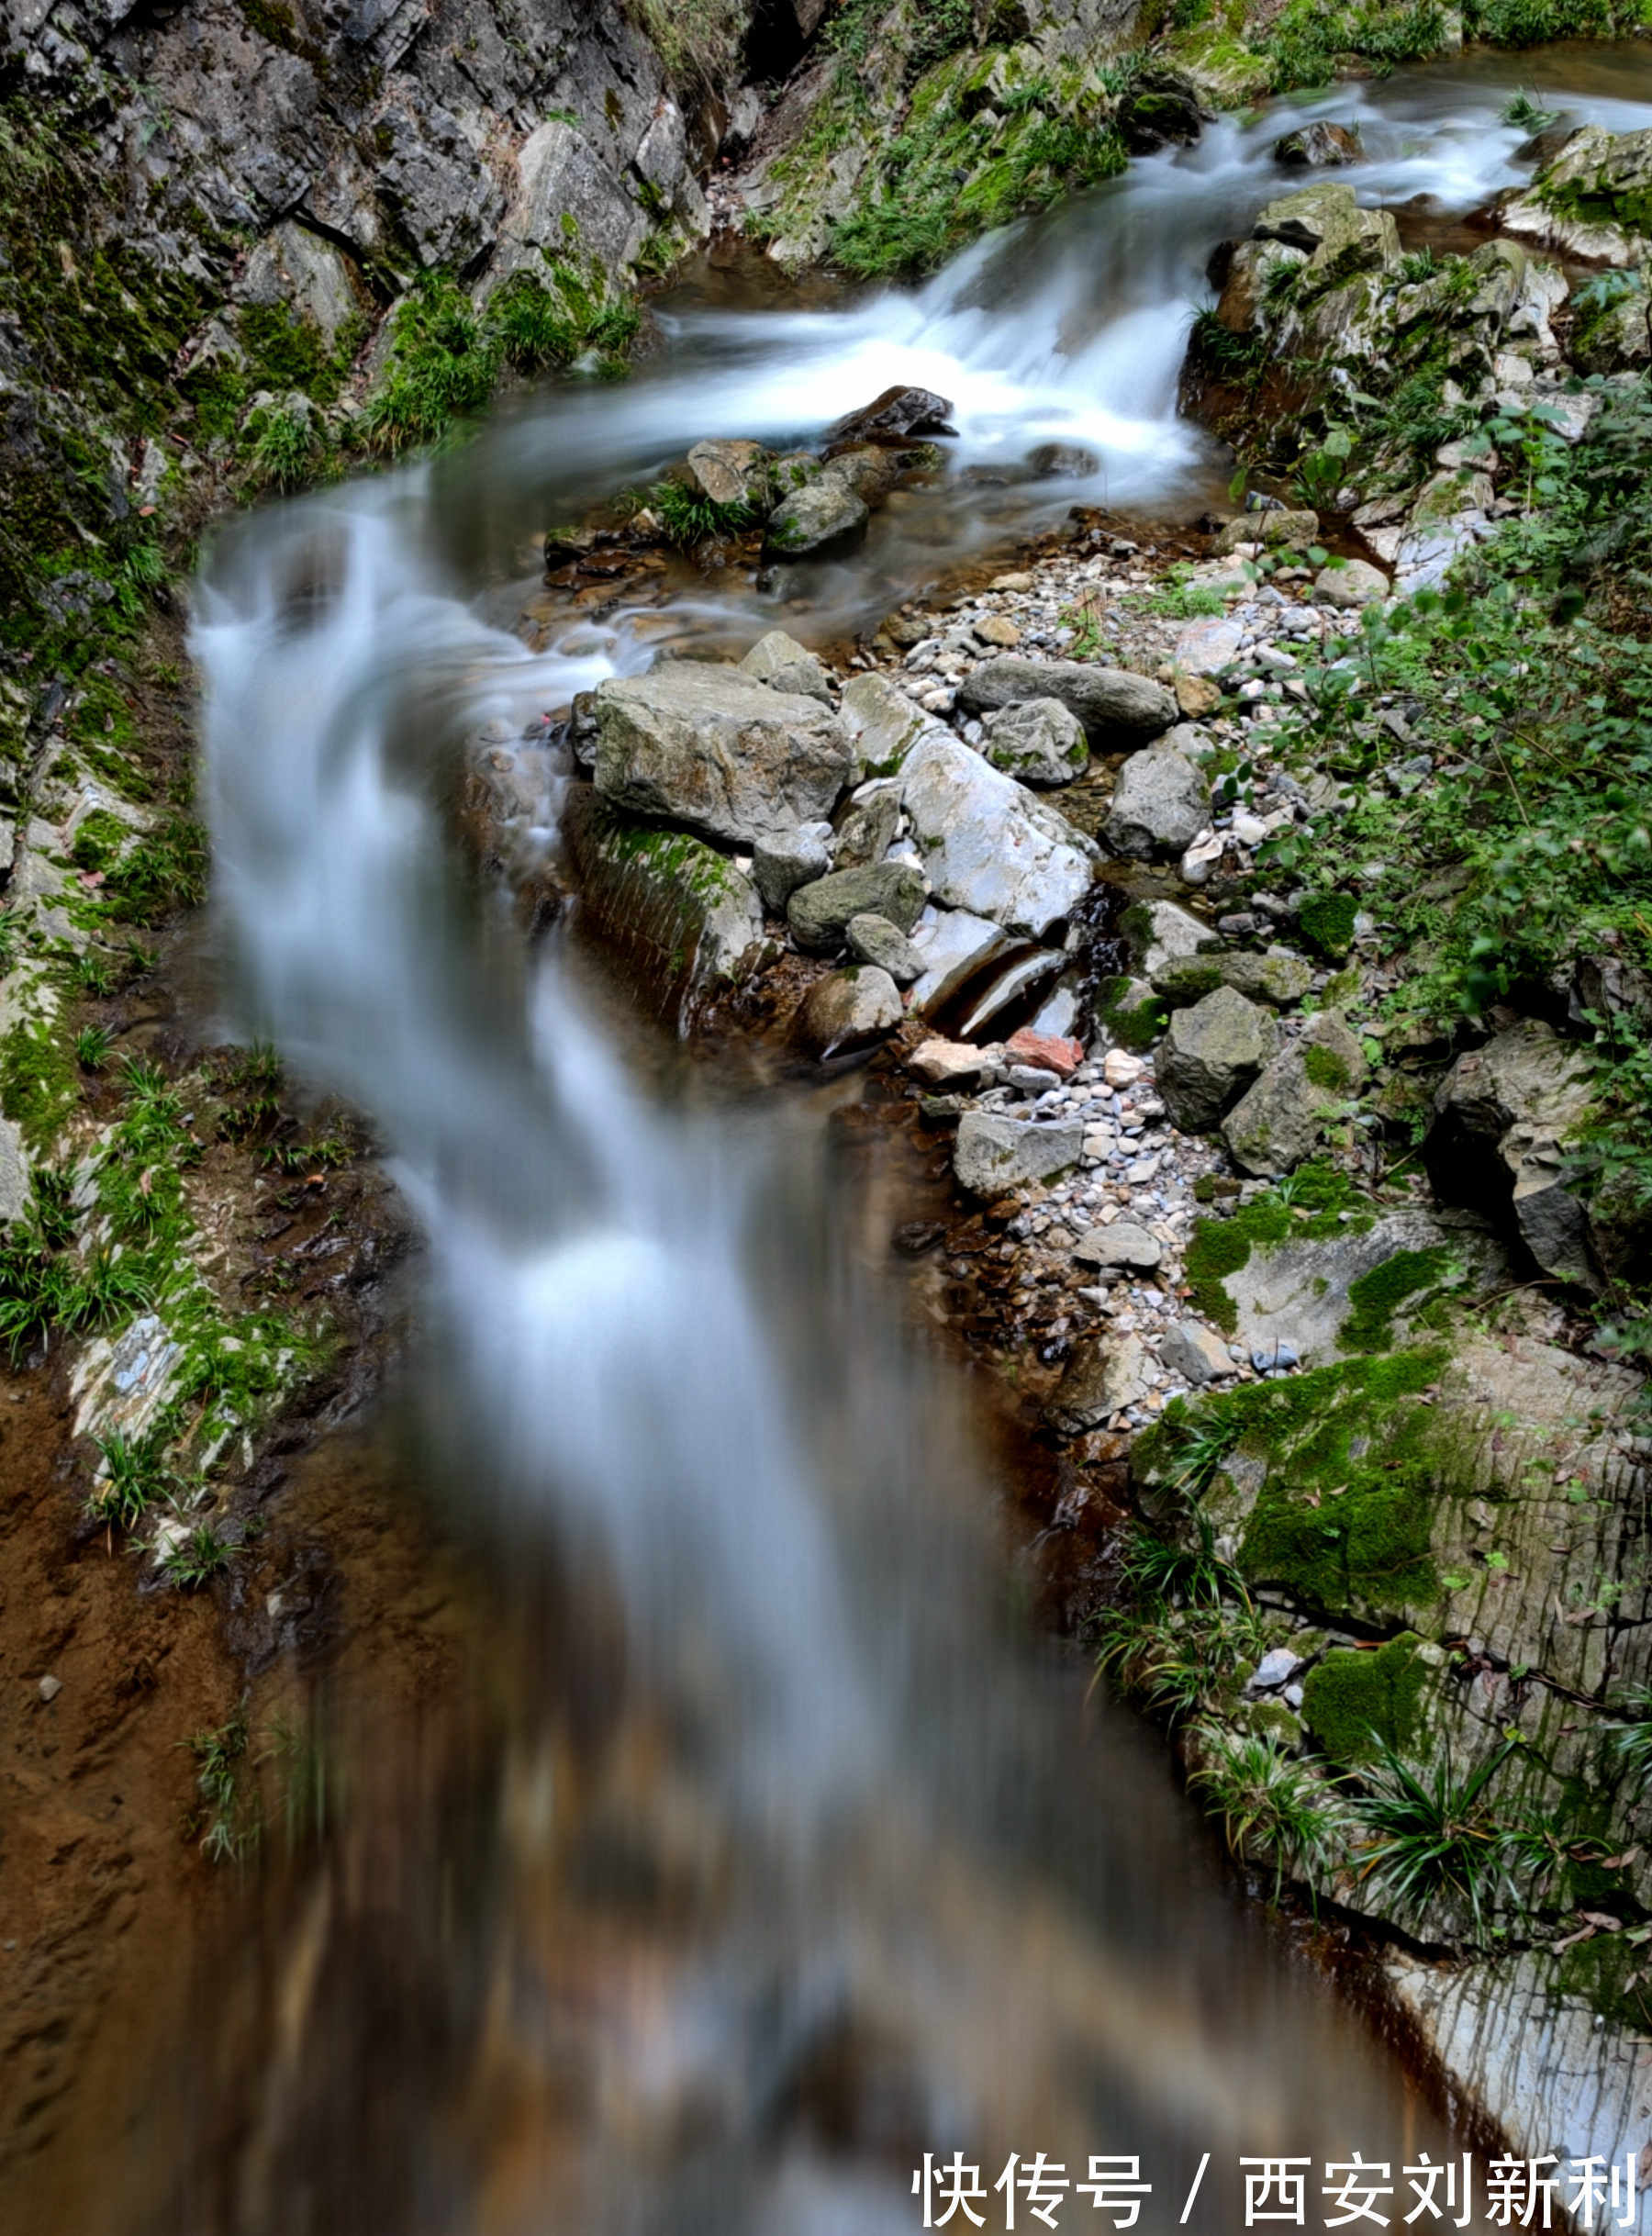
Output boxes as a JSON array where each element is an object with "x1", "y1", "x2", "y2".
[{"x1": 38, "y1": 1674, "x2": 62, "y2": 1704}]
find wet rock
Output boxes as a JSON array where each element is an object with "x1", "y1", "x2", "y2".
[
  {"x1": 739, "y1": 628, "x2": 832, "y2": 704},
  {"x1": 1254, "y1": 183, "x2": 1400, "y2": 289},
  {"x1": 686, "y1": 438, "x2": 772, "y2": 509},
  {"x1": 1500, "y1": 125, "x2": 1652, "y2": 263},
  {"x1": 956, "y1": 656, "x2": 1178, "y2": 743},
  {"x1": 900, "y1": 730, "x2": 1099, "y2": 937},
  {"x1": 594, "y1": 663, "x2": 852, "y2": 847},
  {"x1": 1074, "y1": 1220, "x2": 1162, "y2": 1270},
  {"x1": 753, "y1": 823, "x2": 832, "y2": 913},
  {"x1": 1315, "y1": 558, "x2": 1389, "y2": 608},
  {"x1": 908, "y1": 907, "x2": 1014, "y2": 1017},
  {"x1": 846, "y1": 911, "x2": 922, "y2": 982},
  {"x1": 1222, "y1": 1011, "x2": 1367, "y2": 1176},
  {"x1": 788, "y1": 862, "x2": 927, "y2": 953},
  {"x1": 1122, "y1": 898, "x2": 1212, "y2": 980},
  {"x1": 1273, "y1": 121, "x2": 1362, "y2": 167},
  {"x1": 981, "y1": 697, "x2": 1089, "y2": 787},
  {"x1": 765, "y1": 469, "x2": 870, "y2": 560},
  {"x1": 840, "y1": 671, "x2": 935, "y2": 777},
  {"x1": 1047, "y1": 1334, "x2": 1150, "y2": 1434},
  {"x1": 798, "y1": 965, "x2": 903, "y2": 1057},
  {"x1": 1117, "y1": 70, "x2": 1203, "y2": 155},
  {"x1": 1428, "y1": 1018, "x2": 1600, "y2": 1287},
  {"x1": 954, "y1": 1111, "x2": 1084, "y2": 1196},
  {"x1": 1102, "y1": 748, "x2": 1211, "y2": 858},
  {"x1": 1025, "y1": 442, "x2": 1099, "y2": 478},
  {"x1": 1158, "y1": 1320, "x2": 1235, "y2": 1387},
  {"x1": 1156, "y1": 987, "x2": 1276, "y2": 1132},
  {"x1": 827, "y1": 385, "x2": 957, "y2": 442}
]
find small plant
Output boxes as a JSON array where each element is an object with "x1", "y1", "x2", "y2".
[
  {"x1": 163, "y1": 1522, "x2": 231, "y2": 1590},
  {"x1": 1613, "y1": 1686, "x2": 1652, "y2": 1785},
  {"x1": 1351, "y1": 1736, "x2": 1525, "y2": 1941},
  {"x1": 89, "y1": 1425, "x2": 173, "y2": 1530},
  {"x1": 1190, "y1": 1726, "x2": 1344, "y2": 1897},
  {"x1": 1399, "y1": 246, "x2": 1441, "y2": 285},
  {"x1": 74, "y1": 949, "x2": 117, "y2": 998},
  {"x1": 647, "y1": 478, "x2": 759, "y2": 551},
  {"x1": 1502, "y1": 86, "x2": 1558, "y2": 132},
  {"x1": 1290, "y1": 427, "x2": 1353, "y2": 509},
  {"x1": 75, "y1": 1025, "x2": 113, "y2": 1071},
  {"x1": 186, "y1": 1710, "x2": 251, "y2": 1861},
  {"x1": 1189, "y1": 306, "x2": 1268, "y2": 383}
]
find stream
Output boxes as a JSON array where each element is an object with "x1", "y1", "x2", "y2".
[{"x1": 96, "y1": 41, "x2": 1652, "y2": 2236}]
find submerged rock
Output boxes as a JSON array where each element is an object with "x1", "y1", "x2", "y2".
[
  {"x1": 593, "y1": 663, "x2": 852, "y2": 846},
  {"x1": 827, "y1": 384, "x2": 957, "y2": 442}
]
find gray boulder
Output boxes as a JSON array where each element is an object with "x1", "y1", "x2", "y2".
[
  {"x1": 765, "y1": 468, "x2": 869, "y2": 559},
  {"x1": 1157, "y1": 987, "x2": 1276, "y2": 1132},
  {"x1": 1153, "y1": 948, "x2": 1312, "y2": 1009},
  {"x1": 1427, "y1": 1019, "x2": 1600, "y2": 1287},
  {"x1": 1159, "y1": 1320, "x2": 1236, "y2": 1387},
  {"x1": 832, "y1": 780, "x2": 902, "y2": 869},
  {"x1": 846, "y1": 912, "x2": 922, "y2": 982},
  {"x1": 753, "y1": 823, "x2": 832, "y2": 913},
  {"x1": 981, "y1": 698, "x2": 1089, "y2": 787},
  {"x1": 1074, "y1": 1221, "x2": 1162, "y2": 1270},
  {"x1": 594, "y1": 664, "x2": 852, "y2": 847},
  {"x1": 901, "y1": 730, "x2": 1098, "y2": 936},
  {"x1": 839, "y1": 671, "x2": 935, "y2": 777},
  {"x1": 1315, "y1": 558, "x2": 1389, "y2": 608},
  {"x1": 954, "y1": 1111, "x2": 1085, "y2": 1196},
  {"x1": 1103, "y1": 748, "x2": 1211, "y2": 858},
  {"x1": 956, "y1": 656, "x2": 1178, "y2": 743},
  {"x1": 686, "y1": 439, "x2": 772, "y2": 509},
  {"x1": 740, "y1": 628, "x2": 832, "y2": 704},
  {"x1": 1122, "y1": 897, "x2": 1213, "y2": 980},
  {"x1": 797, "y1": 966, "x2": 902, "y2": 1057},
  {"x1": 788, "y1": 862, "x2": 927, "y2": 953},
  {"x1": 1222, "y1": 1012, "x2": 1367, "y2": 1176}
]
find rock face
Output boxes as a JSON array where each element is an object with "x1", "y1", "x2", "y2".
[
  {"x1": 787, "y1": 863, "x2": 927, "y2": 953},
  {"x1": 739, "y1": 630, "x2": 832, "y2": 704},
  {"x1": 954, "y1": 1112, "x2": 1084, "y2": 1196},
  {"x1": 594, "y1": 664, "x2": 852, "y2": 847},
  {"x1": 956, "y1": 656, "x2": 1178, "y2": 743},
  {"x1": 980, "y1": 699, "x2": 1089, "y2": 787},
  {"x1": 899, "y1": 731, "x2": 1098, "y2": 936},
  {"x1": 1156, "y1": 987, "x2": 1276, "y2": 1132},
  {"x1": 827, "y1": 386, "x2": 957, "y2": 442},
  {"x1": 1501, "y1": 125, "x2": 1652, "y2": 261},
  {"x1": 797, "y1": 966, "x2": 902, "y2": 1057},
  {"x1": 1427, "y1": 1019, "x2": 1600, "y2": 1286},
  {"x1": 1102, "y1": 749, "x2": 1211, "y2": 858}
]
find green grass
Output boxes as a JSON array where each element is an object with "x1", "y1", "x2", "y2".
[
  {"x1": 1350, "y1": 1736, "x2": 1527, "y2": 1942},
  {"x1": 1190, "y1": 1726, "x2": 1344, "y2": 1897},
  {"x1": 244, "y1": 398, "x2": 320, "y2": 490},
  {"x1": 163, "y1": 1521, "x2": 230, "y2": 1590},
  {"x1": 186, "y1": 1710, "x2": 251, "y2": 1861},
  {"x1": 74, "y1": 1025, "x2": 112, "y2": 1071},
  {"x1": 648, "y1": 478, "x2": 760, "y2": 550},
  {"x1": 88, "y1": 1425, "x2": 173, "y2": 1530}
]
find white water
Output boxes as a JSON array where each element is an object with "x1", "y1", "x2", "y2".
[{"x1": 173, "y1": 46, "x2": 1652, "y2": 2231}]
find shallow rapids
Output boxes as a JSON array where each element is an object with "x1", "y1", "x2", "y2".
[{"x1": 84, "y1": 39, "x2": 1652, "y2": 2235}]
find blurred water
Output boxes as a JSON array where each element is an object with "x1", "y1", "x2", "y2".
[{"x1": 99, "y1": 42, "x2": 1652, "y2": 2234}]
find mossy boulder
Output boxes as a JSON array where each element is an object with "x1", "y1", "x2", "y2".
[{"x1": 1156, "y1": 986, "x2": 1276, "y2": 1132}]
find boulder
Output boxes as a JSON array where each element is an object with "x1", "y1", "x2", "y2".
[
  {"x1": 1216, "y1": 507, "x2": 1320, "y2": 555},
  {"x1": 954, "y1": 1111, "x2": 1084, "y2": 1196},
  {"x1": 1102, "y1": 748, "x2": 1211, "y2": 858},
  {"x1": 1156, "y1": 987, "x2": 1276, "y2": 1132},
  {"x1": 740, "y1": 628, "x2": 832, "y2": 703},
  {"x1": 1315, "y1": 558, "x2": 1389, "y2": 608},
  {"x1": 1158, "y1": 1320, "x2": 1236, "y2": 1387},
  {"x1": 1222, "y1": 1012, "x2": 1367, "y2": 1176},
  {"x1": 788, "y1": 862, "x2": 927, "y2": 952},
  {"x1": 1152, "y1": 948, "x2": 1312, "y2": 1009},
  {"x1": 765, "y1": 468, "x2": 870, "y2": 559},
  {"x1": 900, "y1": 730, "x2": 1099, "y2": 936},
  {"x1": 1025, "y1": 442, "x2": 1100, "y2": 478},
  {"x1": 1254, "y1": 183, "x2": 1400, "y2": 291},
  {"x1": 753, "y1": 823, "x2": 832, "y2": 913},
  {"x1": 1074, "y1": 1221, "x2": 1162, "y2": 1270},
  {"x1": 1046, "y1": 1335, "x2": 1150, "y2": 1434},
  {"x1": 1122, "y1": 898, "x2": 1212, "y2": 980},
  {"x1": 1005, "y1": 1026, "x2": 1083, "y2": 1079},
  {"x1": 798, "y1": 966, "x2": 903, "y2": 1057},
  {"x1": 1117, "y1": 70, "x2": 1203, "y2": 154},
  {"x1": 594, "y1": 664, "x2": 852, "y2": 847},
  {"x1": 827, "y1": 385, "x2": 957, "y2": 442},
  {"x1": 1500, "y1": 126, "x2": 1652, "y2": 263},
  {"x1": 826, "y1": 442, "x2": 933, "y2": 504},
  {"x1": 846, "y1": 911, "x2": 922, "y2": 982},
  {"x1": 956, "y1": 656, "x2": 1178, "y2": 743},
  {"x1": 909, "y1": 1038, "x2": 989, "y2": 1089},
  {"x1": 840, "y1": 671, "x2": 935, "y2": 777},
  {"x1": 980, "y1": 698, "x2": 1089, "y2": 788},
  {"x1": 908, "y1": 908, "x2": 1015, "y2": 1018},
  {"x1": 1427, "y1": 1019, "x2": 1600, "y2": 1287},
  {"x1": 1273, "y1": 121, "x2": 1363, "y2": 167},
  {"x1": 832, "y1": 779, "x2": 902, "y2": 870},
  {"x1": 1173, "y1": 615, "x2": 1244, "y2": 677},
  {"x1": 686, "y1": 438, "x2": 772, "y2": 509}
]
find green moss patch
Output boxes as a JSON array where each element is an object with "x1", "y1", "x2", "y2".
[
  {"x1": 1339, "y1": 1246, "x2": 1454, "y2": 1353},
  {"x1": 1301, "y1": 1632, "x2": 1429, "y2": 1763},
  {"x1": 0, "y1": 1019, "x2": 78, "y2": 1150},
  {"x1": 1299, "y1": 889, "x2": 1357, "y2": 959},
  {"x1": 1183, "y1": 1164, "x2": 1374, "y2": 1333}
]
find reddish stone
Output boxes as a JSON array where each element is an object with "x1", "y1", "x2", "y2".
[{"x1": 1006, "y1": 1027, "x2": 1084, "y2": 1080}]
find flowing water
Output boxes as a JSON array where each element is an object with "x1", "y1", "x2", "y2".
[{"x1": 81, "y1": 42, "x2": 1652, "y2": 2236}]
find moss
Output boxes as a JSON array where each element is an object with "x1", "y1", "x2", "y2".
[
  {"x1": 70, "y1": 809, "x2": 130, "y2": 874},
  {"x1": 1300, "y1": 1633, "x2": 1428, "y2": 1763},
  {"x1": 1340, "y1": 1246, "x2": 1453, "y2": 1353},
  {"x1": 1098, "y1": 974, "x2": 1168, "y2": 1051},
  {"x1": 1303, "y1": 1041, "x2": 1353, "y2": 1091},
  {"x1": 1300, "y1": 889, "x2": 1357, "y2": 959},
  {"x1": 0, "y1": 1019, "x2": 78, "y2": 1150},
  {"x1": 1185, "y1": 1213, "x2": 1253, "y2": 1333},
  {"x1": 1183, "y1": 1166, "x2": 1375, "y2": 1332},
  {"x1": 1553, "y1": 1930, "x2": 1652, "y2": 2032}
]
